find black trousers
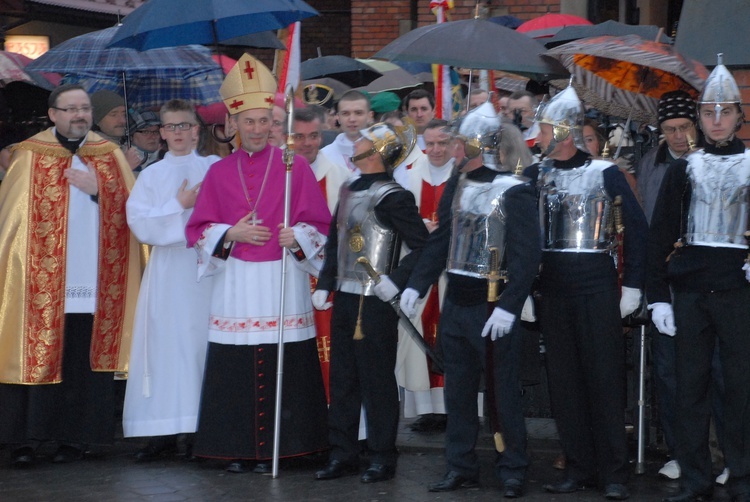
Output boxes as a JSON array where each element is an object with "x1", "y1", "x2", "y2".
[
  {"x1": 327, "y1": 292, "x2": 399, "y2": 466},
  {"x1": 673, "y1": 287, "x2": 750, "y2": 496},
  {"x1": 540, "y1": 289, "x2": 630, "y2": 486},
  {"x1": 440, "y1": 298, "x2": 529, "y2": 482},
  {"x1": 0, "y1": 314, "x2": 115, "y2": 448}
]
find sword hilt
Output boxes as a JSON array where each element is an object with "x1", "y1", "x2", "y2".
[{"x1": 356, "y1": 256, "x2": 381, "y2": 284}]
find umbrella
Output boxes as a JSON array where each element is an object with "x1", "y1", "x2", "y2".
[
  {"x1": 488, "y1": 15, "x2": 523, "y2": 29},
  {"x1": 546, "y1": 34, "x2": 709, "y2": 126},
  {"x1": 27, "y1": 27, "x2": 224, "y2": 111},
  {"x1": 0, "y1": 51, "x2": 60, "y2": 91},
  {"x1": 355, "y1": 58, "x2": 422, "y2": 93},
  {"x1": 300, "y1": 55, "x2": 382, "y2": 88},
  {"x1": 28, "y1": 27, "x2": 221, "y2": 81},
  {"x1": 394, "y1": 61, "x2": 433, "y2": 83},
  {"x1": 517, "y1": 13, "x2": 592, "y2": 39},
  {"x1": 220, "y1": 31, "x2": 286, "y2": 50},
  {"x1": 545, "y1": 20, "x2": 672, "y2": 48},
  {"x1": 108, "y1": 0, "x2": 318, "y2": 50},
  {"x1": 373, "y1": 18, "x2": 568, "y2": 81}
]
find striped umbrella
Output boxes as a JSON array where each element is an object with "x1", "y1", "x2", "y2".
[{"x1": 546, "y1": 34, "x2": 709, "y2": 126}]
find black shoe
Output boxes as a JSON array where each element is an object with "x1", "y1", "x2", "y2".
[
  {"x1": 428, "y1": 470, "x2": 480, "y2": 492},
  {"x1": 360, "y1": 463, "x2": 395, "y2": 483},
  {"x1": 134, "y1": 438, "x2": 177, "y2": 462},
  {"x1": 605, "y1": 483, "x2": 630, "y2": 500},
  {"x1": 663, "y1": 488, "x2": 713, "y2": 502},
  {"x1": 225, "y1": 459, "x2": 250, "y2": 473},
  {"x1": 543, "y1": 478, "x2": 591, "y2": 494},
  {"x1": 410, "y1": 414, "x2": 447, "y2": 433},
  {"x1": 52, "y1": 445, "x2": 84, "y2": 464},
  {"x1": 11, "y1": 446, "x2": 34, "y2": 468},
  {"x1": 253, "y1": 462, "x2": 271, "y2": 474},
  {"x1": 503, "y1": 479, "x2": 524, "y2": 498},
  {"x1": 314, "y1": 459, "x2": 359, "y2": 480}
]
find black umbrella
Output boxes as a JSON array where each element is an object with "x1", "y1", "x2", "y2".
[
  {"x1": 373, "y1": 18, "x2": 567, "y2": 80},
  {"x1": 300, "y1": 55, "x2": 382, "y2": 88},
  {"x1": 545, "y1": 20, "x2": 672, "y2": 49}
]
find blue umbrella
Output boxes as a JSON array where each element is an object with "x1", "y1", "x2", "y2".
[
  {"x1": 27, "y1": 27, "x2": 221, "y2": 81},
  {"x1": 27, "y1": 26, "x2": 224, "y2": 139},
  {"x1": 108, "y1": 0, "x2": 318, "y2": 50}
]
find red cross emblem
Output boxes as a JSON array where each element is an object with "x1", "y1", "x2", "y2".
[
  {"x1": 243, "y1": 61, "x2": 255, "y2": 80},
  {"x1": 265, "y1": 96, "x2": 274, "y2": 105},
  {"x1": 229, "y1": 99, "x2": 244, "y2": 110}
]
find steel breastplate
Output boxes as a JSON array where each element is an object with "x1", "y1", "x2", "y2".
[
  {"x1": 446, "y1": 174, "x2": 525, "y2": 278},
  {"x1": 685, "y1": 149, "x2": 750, "y2": 249},
  {"x1": 538, "y1": 159, "x2": 616, "y2": 252},
  {"x1": 336, "y1": 180, "x2": 403, "y2": 295}
]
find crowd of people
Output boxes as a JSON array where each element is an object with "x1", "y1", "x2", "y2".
[{"x1": 0, "y1": 48, "x2": 749, "y2": 502}]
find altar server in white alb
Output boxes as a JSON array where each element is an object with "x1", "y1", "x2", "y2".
[{"x1": 123, "y1": 99, "x2": 220, "y2": 461}]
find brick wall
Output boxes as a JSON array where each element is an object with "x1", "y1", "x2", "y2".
[
  {"x1": 351, "y1": 0, "x2": 563, "y2": 57},
  {"x1": 732, "y1": 68, "x2": 750, "y2": 146}
]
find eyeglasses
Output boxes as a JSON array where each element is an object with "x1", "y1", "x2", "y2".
[
  {"x1": 51, "y1": 106, "x2": 93, "y2": 114},
  {"x1": 135, "y1": 129, "x2": 160, "y2": 136},
  {"x1": 662, "y1": 123, "x2": 694, "y2": 135},
  {"x1": 161, "y1": 122, "x2": 195, "y2": 132}
]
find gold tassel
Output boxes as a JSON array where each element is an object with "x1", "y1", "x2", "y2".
[
  {"x1": 494, "y1": 432, "x2": 506, "y2": 453},
  {"x1": 353, "y1": 292, "x2": 365, "y2": 340}
]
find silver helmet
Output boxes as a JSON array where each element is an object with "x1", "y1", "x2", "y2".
[
  {"x1": 535, "y1": 85, "x2": 586, "y2": 152},
  {"x1": 457, "y1": 100, "x2": 502, "y2": 170},
  {"x1": 358, "y1": 120, "x2": 417, "y2": 171},
  {"x1": 699, "y1": 53, "x2": 743, "y2": 126}
]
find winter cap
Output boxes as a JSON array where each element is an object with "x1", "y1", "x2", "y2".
[
  {"x1": 657, "y1": 90, "x2": 696, "y2": 126},
  {"x1": 91, "y1": 90, "x2": 125, "y2": 125}
]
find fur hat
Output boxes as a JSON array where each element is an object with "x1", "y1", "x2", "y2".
[{"x1": 657, "y1": 90, "x2": 696, "y2": 126}]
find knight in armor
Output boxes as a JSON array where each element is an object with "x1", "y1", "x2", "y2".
[
  {"x1": 648, "y1": 55, "x2": 750, "y2": 502},
  {"x1": 400, "y1": 102, "x2": 541, "y2": 497},
  {"x1": 523, "y1": 85, "x2": 648, "y2": 501},
  {"x1": 313, "y1": 122, "x2": 428, "y2": 483}
]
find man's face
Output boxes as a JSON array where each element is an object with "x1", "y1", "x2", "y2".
[
  {"x1": 49, "y1": 89, "x2": 93, "y2": 140},
  {"x1": 97, "y1": 105, "x2": 127, "y2": 138},
  {"x1": 268, "y1": 105, "x2": 286, "y2": 147},
  {"x1": 292, "y1": 118, "x2": 322, "y2": 164},
  {"x1": 507, "y1": 96, "x2": 534, "y2": 129},
  {"x1": 537, "y1": 123, "x2": 564, "y2": 159},
  {"x1": 233, "y1": 108, "x2": 272, "y2": 153},
  {"x1": 132, "y1": 126, "x2": 161, "y2": 152},
  {"x1": 337, "y1": 99, "x2": 372, "y2": 141},
  {"x1": 406, "y1": 97, "x2": 435, "y2": 133},
  {"x1": 424, "y1": 126, "x2": 452, "y2": 167},
  {"x1": 499, "y1": 97, "x2": 511, "y2": 120},
  {"x1": 699, "y1": 103, "x2": 741, "y2": 143},
  {"x1": 660, "y1": 117, "x2": 695, "y2": 156},
  {"x1": 351, "y1": 137, "x2": 379, "y2": 173},
  {"x1": 160, "y1": 110, "x2": 198, "y2": 156},
  {"x1": 468, "y1": 92, "x2": 488, "y2": 111}
]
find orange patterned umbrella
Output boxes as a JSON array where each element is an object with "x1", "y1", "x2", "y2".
[{"x1": 546, "y1": 34, "x2": 709, "y2": 125}]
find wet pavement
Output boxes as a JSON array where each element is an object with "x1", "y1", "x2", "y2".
[{"x1": 0, "y1": 417, "x2": 732, "y2": 501}]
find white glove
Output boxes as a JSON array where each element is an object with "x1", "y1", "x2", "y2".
[
  {"x1": 743, "y1": 262, "x2": 750, "y2": 283},
  {"x1": 312, "y1": 290, "x2": 332, "y2": 310},
  {"x1": 620, "y1": 286, "x2": 642, "y2": 318},
  {"x1": 373, "y1": 275, "x2": 399, "y2": 302},
  {"x1": 521, "y1": 295, "x2": 536, "y2": 322},
  {"x1": 649, "y1": 302, "x2": 676, "y2": 337},
  {"x1": 399, "y1": 288, "x2": 420, "y2": 318},
  {"x1": 481, "y1": 307, "x2": 516, "y2": 341}
]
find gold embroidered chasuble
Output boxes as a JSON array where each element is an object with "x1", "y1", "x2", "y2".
[{"x1": 0, "y1": 129, "x2": 142, "y2": 384}]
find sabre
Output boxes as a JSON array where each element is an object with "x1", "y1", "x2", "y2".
[
  {"x1": 272, "y1": 85, "x2": 296, "y2": 479},
  {"x1": 484, "y1": 247, "x2": 506, "y2": 453},
  {"x1": 355, "y1": 257, "x2": 444, "y2": 373}
]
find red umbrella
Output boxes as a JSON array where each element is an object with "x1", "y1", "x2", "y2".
[{"x1": 517, "y1": 13, "x2": 592, "y2": 39}]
